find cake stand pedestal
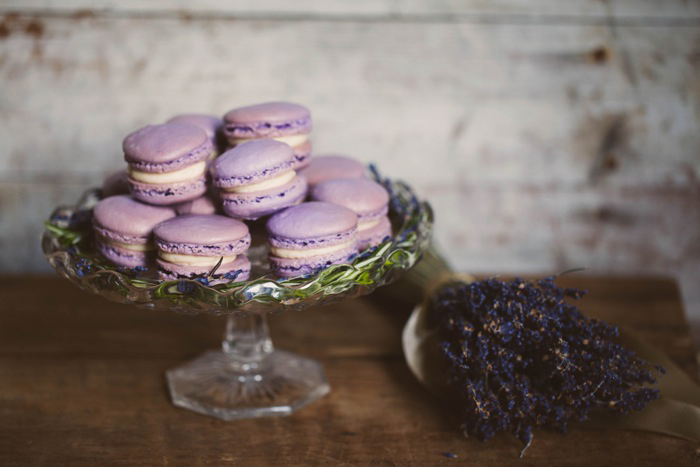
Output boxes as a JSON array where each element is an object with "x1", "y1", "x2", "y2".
[{"x1": 167, "y1": 312, "x2": 329, "y2": 420}]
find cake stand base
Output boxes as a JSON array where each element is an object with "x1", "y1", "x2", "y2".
[{"x1": 166, "y1": 349, "x2": 330, "y2": 420}]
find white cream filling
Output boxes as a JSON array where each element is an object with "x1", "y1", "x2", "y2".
[
  {"x1": 270, "y1": 240, "x2": 353, "y2": 259},
  {"x1": 159, "y1": 251, "x2": 237, "y2": 266},
  {"x1": 103, "y1": 238, "x2": 153, "y2": 252},
  {"x1": 129, "y1": 161, "x2": 207, "y2": 184},
  {"x1": 223, "y1": 170, "x2": 296, "y2": 194},
  {"x1": 358, "y1": 218, "x2": 381, "y2": 232},
  {"x1": 232, "y1": 134, "x2": 308, "y2": 147}
]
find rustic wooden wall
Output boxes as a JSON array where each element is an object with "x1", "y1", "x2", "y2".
[{"x1": 0, "y1": 1, "x2": 698, "y2": 327}]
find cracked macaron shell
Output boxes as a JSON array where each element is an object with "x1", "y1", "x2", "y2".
[
  {"x1": 266, "y1": 201, "x2": 358, "y2": 250},
  {"x1": 154, "y1": 214, "x2": 251, "y2": 256},
  {"x1": 223, "y1": 102, "x2": 311, "y2": 139},
  {"x1": 93, "y1": 195, "x2": 177, "y2": 244},
  {"x1": 123, "y1": 122, "x2": 214, "y2": 173},
  {"x1": 210, "y1": 139, "x2": 296, "y2": 188},
  {"x1": 310, "y1": 178, "x2": 389, "y2": 221}
]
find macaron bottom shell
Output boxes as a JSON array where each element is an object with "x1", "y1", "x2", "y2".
[
  {"x1": 269, "y1": 244, "x2": 358, "y2": 279},
  {"x1": 221, "y1": 175, "x2": 307, "y2": 221},
  {"x1": 96, "y1": 238, "x2": 151, "y2": 268},
  {"x1": 128, "y1": 176, "x2": 208, "y2": 205},
  {"x1": 157, "y1": 255, "x2": 251, "y2": 285},
  {"x1": 358, "y1": 216, "x2": 392, "y2": 251}
]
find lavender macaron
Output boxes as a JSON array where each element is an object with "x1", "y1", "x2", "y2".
[
  {"x1": 154, "y1": 214, "x2": 251, "y2": 283},
  {"x1": 298, "y1": 155, "x2": 366, "y2": 189},
  {"x1": 166, "y1": 113, "x2": 223, "y2": 158},
  {"x1": 124, "y1": 122, "x2": 213, "y2": 205},
  {"x1": 101, "y1": 168, "x2": 130, "y2": 197},
  {"x1": 311, "y1": 178, "x2": 392, "y2": 250},
  {"x1": 93, "y1": 195, "x2": 176, "y2": 267},
  {"x1": 223, "y1": 102, "x2": 313, "y2": 168},
  {"x1": 210, "y1": 139, "x2": 307, "y2": 220},
  {"x1": 266, "y1": 201, "x2": 358, "y2": 278},
  {"x1": 173, "y1": 194, "x2": 219, "y2": 216}
]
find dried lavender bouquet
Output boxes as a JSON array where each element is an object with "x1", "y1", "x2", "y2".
[{"x1": 399, "y1": 247, "x2": 699, "y2": 455}]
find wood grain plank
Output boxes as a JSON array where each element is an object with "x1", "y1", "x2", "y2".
[{"x1": 0, "y1": 275, "x2": 696, "y2": 465}]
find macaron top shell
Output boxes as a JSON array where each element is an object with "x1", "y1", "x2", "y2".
[
  {"x1": 154, "y1": 214, "x2": 250, "y2": 256},
  {"x1": 124, "y1": 122, "x2": 213, "y2": 173},
  {"x1": 210, "y1": 139, "x2": 295, "y2": 187},
  {"x1": 223, "y1": 102, "x2": 312, "y2": 139},
  {"x1": 267, "y1": 201, "x2": 357, "y2": 249},
  {"x1": 166, "y1": 114, "x2": 222, "y2": 140},
  {"x1": 299, "y1": 156, "x2": 365, "y2": 187},
  {"x1": 93, "y1": 195, "x2": 176, "y2": 243},
  {"x1": 311, "y1": 178, "x2": 389, "y2": 220}
]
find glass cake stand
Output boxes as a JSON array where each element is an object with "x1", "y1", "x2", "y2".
[{"x1": 42, "y1": 170, "x2": 433, "y2": 420}]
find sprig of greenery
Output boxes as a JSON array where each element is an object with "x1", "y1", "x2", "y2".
[{"x1": 44, "y1": 222, "x2": 82, "y2": 246}]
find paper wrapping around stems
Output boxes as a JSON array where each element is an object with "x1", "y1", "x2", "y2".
[{"x1": 402, "y1": 274, "x2": 700, "y2": 442}]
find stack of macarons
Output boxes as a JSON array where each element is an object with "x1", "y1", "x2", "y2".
[{"x1": 95, "y1": 101, "x2": 392, "y2": 281}]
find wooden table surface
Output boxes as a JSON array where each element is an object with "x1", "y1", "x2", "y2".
[{"x1": 1, "y1": 275, "x2": 698, "y2": 466}]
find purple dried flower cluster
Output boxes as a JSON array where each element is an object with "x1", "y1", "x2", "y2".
[
  {"x1": 429, "y1": 277, "x2": 662, "y2": 450},
  {"x1": 75, "y1": 257, "x2": 93, "y2": 277}
]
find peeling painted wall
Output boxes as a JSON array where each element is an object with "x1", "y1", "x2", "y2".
[{"x1": 0, "y1": 2, "x2": 698, "y2": 327}]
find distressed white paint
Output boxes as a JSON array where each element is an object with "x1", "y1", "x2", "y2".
[
  {"x1": 0, "y1": 7, "x2": 698, "y2": 335},
  {"x1": 2, "y1": 1, "x2": 700, "y2": 20}
]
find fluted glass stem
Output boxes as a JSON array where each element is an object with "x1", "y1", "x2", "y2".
[{"x1": 222, "y1": 313, "x2": 274, "y2": 371}]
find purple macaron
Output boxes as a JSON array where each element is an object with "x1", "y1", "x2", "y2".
[
  {"x1": 93, "y1": 195, "x2": 177, "y2": 267},
  {"x1": 154, "y1": 214, "x2": 251, "y2": 283},
  {"x1": 166, "y1": 113, "x2": 223, "y2": 157},
  {"x1": 223, "y1": 102, "x2": 313, "y2": 169},
  {"x1": 124, "y1": 122, "x2": 213, "y2": 205},
  {"x1": 266, "y1": 201, "x2": 358, "y2": 278},
  {"x1": 173, "y1": 194, "x2": 219, "y2": 216},
  {"x1": 101, "y1": 169, "x2": 130, "y2": 197},
  {"x1": 298, "y1": 155, "x2": 366, "y2": 189},
  {"x1": 310, "y1": 178, "x2": 392, "y2": 250},
  {"x1": 210, "y1": 139, "x2": 307, "y2": 220}
]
